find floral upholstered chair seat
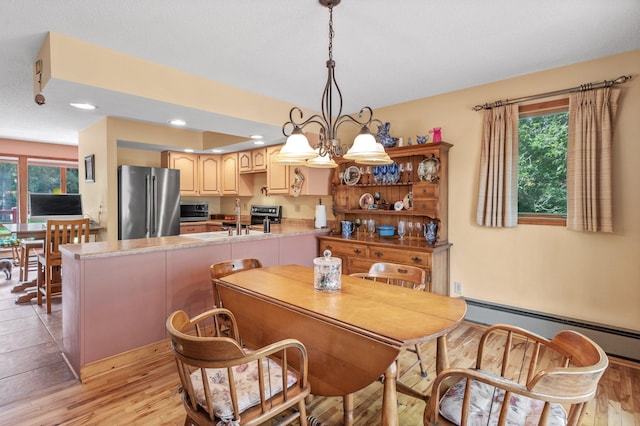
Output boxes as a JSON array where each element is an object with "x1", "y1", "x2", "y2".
[
  {"x1": 189, "y1": 355, "x2": 298, "y2": 424},
  {"x1": 439, "y1": 369, "x2": 569, "y2": 426}
]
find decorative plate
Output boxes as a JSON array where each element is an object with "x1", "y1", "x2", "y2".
[
  {"x1": 403, "y1": 192, "x2": 413, "y2": 210},
  {"x1": 394, "y1": 201, "x2": 404, "y2": 211},
  {"x1": 418, "y1": 154, "x2": 440, "y2": 182},
  {"x1": 343, "y1": 165, "x2": 361, "y2": 185},
  {"x1": 359, "y1": 193, "x2": 374, "y2": 210}
]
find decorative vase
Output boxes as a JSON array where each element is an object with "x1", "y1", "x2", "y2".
[
  {"x1": 423, "y1": 220, "x2": 438, "y2": 246},
  {"x1": 429, "y1": 127, "x2": 442, "y2": 143},
  {"x1": 376, "y1": 122, "x2": 399, "y2": 148}
]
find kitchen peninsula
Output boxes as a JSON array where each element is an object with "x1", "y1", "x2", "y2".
[{"x1": 59, "y1": 224, "x2": 328, "y2": 380}]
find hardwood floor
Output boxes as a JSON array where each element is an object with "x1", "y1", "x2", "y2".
[{"x1": 0, "y1": 264, "x2": 638, "y2": 425}]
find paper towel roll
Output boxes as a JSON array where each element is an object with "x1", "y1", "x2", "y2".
[{"x1": 315, "y1": 204, "x2": 327, "y2": 229}]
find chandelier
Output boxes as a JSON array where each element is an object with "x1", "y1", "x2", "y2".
[{"x1": 275, "y1": 0, "x2": 392, "y2": 168}]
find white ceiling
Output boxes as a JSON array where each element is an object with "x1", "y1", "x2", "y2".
[{"x1": 2, "y1": 0, "x2": 639, "y2": 153}]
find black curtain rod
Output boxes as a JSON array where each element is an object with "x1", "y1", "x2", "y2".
[{"x1": 473, "y1": 75, "x2": 632, "y2": 111}]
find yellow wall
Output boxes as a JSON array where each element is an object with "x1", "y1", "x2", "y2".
[
  {"x1": 74, "y1": 48, "x2": 638, "y2": 331},
  {"x1": 373, "y1": 50, "x2": 639, "y2": 330}
]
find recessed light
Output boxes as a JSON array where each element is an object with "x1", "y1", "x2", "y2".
[
  {"x1": 184, "y1": 148, "x2": 194, "y2": 153},
  {"x1": 169, "y1": 119, "x2": 186, "y2": 126},
  {"x1": 250, "y1": 134, "x2": 263, "y2": 139},
  {"x1": 254, "y1": 140, "x2": 265, "y2": 145},
  {"x1": 70, "y1": 102, "x2": 97, "y2": 110}
]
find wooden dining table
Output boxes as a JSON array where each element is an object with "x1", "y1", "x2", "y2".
[
  {"x1": 213, "y1": 264, "x2": 467, "y2": 426},
  {"x1": 3, "y1": 222, "x2": 103, "y2": 302}
]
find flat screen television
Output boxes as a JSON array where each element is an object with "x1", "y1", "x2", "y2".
[{"x1": 28, "y1": 193, "x2": 83, "y2": 222}]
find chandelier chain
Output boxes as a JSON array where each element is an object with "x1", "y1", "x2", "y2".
[{"x1": 328, "y1": 6, "x2": 334, "y2": 61}]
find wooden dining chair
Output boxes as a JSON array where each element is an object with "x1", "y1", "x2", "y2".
[
  {"x1": 210, "y1": 258, "x2": 262, "y2": 306},
  {"x1": 351, "y1": 262, "x2": 429, "y2": 377},
  {"x1": 167, "y1": 307, "x2": 310, "y2": 426},
  {"x1": 425, "y1": 324, "x2": 609, "y2": 426},
  {"x1": 37, "y1": 218, "x2": 90, "y2": 313}
]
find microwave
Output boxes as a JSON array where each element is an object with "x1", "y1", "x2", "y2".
[{"x1": 180, "y1": 201, "x2": 209, "y2": 222}]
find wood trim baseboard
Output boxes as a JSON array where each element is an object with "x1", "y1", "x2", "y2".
[{"x1": 79, "y1": 339, "x2": 171, "y2": 383}]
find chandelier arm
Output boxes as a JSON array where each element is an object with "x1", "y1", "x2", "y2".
[
  {"x1": 282, "y1": 108, "x2": 330, "y2": 137},
  {"x1": 334, "y1": 107, "x2": 382, "y2": 134}
]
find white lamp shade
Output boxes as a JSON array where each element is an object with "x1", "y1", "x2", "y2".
[
  {"x1": 274, "y1": 130, "x2": 318, "y2": 163},
  {"x1": 343, "y1": 131, "x2": 378, "y2": 160},
  {"x1": 306, "y1": 149, "x2": 338, "y2": 168}
]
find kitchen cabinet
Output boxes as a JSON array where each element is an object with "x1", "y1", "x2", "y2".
[
  {"x1": 266, "y1": 146, "x2": 290, "y2": 194},
  {"x1": 180, "y1": 224, "x2": 207, "y2": 234},
  {"x1": 161, "y1": 151, "x2": 198, "y2": 195},
  {"x1": 221, "y1": 153, "x2": 253, "y2": 196},
  {"x1": 161, "y1": 152, "x2": 221, "y2": 196},
  {"x1": 321, "y1": 142, "x2": 452, "y2": 295},
  {"x1": 180, "y1": 223, "x2": 224, "y2": 234},
  {"x1": 198, "y1": 155, "x2": 221, "y2": 195},
  {"x1": 239, "y1": 148, "x2": 267, "y2": 173}
]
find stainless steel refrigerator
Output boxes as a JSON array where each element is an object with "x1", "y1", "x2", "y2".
[{"x1": 118, "y1": 165, "x2": 181, "y2": 240}]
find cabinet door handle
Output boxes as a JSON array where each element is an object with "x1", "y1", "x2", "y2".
[
  {"x1": 411, "y1": 256, "x2": 422, "y2": 263},
  {"x1": 374, "y1": 251, "x2": 383, "y2": 257},
  {"x1": 353, "y1": 249, "x2": 362, "y2": 254}
]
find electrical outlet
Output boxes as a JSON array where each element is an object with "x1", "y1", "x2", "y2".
[{"x1": 454, "y1": 281, "x2": 462, "y2": 295}]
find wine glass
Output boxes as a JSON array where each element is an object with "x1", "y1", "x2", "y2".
[
  {"x1": 407, "y1": 222, "x2": 414, "y2": 238},
  {"x1": 354, "y1": 218, "x2": 362, "y2": 237},
  {"x1": 397, "y1": 220, "x2": 406, "y2": 241},
  {"x1": 406, "y1": 162, "x2": 413, "y2": 183},
  {"x1": 413, "y1": 221, "x2": 421, "y2": 239},
  {"x1": 367, "y1": 219, "x2": 376, "y2": 238},
  {"x1": 380, "y1": 165, "x2": 388, "y2": 184},
  {"x1": 365, "y1": 166, "x2": 372, "y2": 185},
  {"x1": 389, "y1": 162, "x2": 399, "y2": 184}
]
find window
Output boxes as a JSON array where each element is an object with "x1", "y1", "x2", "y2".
[
  {"x1": 27, "y1": 159, "x2": 79, "y2": 195},
  {"x1": 0, "y1": 158, "x2": 18, "y2": 223},
  {"x1": 517, "y1": 99, "x2": 568, "y2": 226}
]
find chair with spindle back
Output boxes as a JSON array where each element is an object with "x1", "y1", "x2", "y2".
[
  {"x1": 210, "y1": 258, "x2": 262, "y2": 306},
  {"x1": 351, "y1": 262, "x2": 429, "y2": 377},
  {"x1": 167, "y1": 307, "x2": 310, "y2": 426},
  {"x1": 425, "y1": 324, "x2": 609, "y2": 426},
  {"x1": 37, "y1": 218, "x2": 90, "y2": 313}
]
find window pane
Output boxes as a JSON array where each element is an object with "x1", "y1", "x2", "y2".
[
  {"x1": 66, "y1": 168, "x2": 79, "y2": 193},
  {"x1": 0, "y1": 160, "x2": 18, "y2": 223},
  {"x1": 518, "y1": 111, "x2": 568, "y2": 215},
  {"x1": 28, "y1": 164, "x2": 61, "y2": 194}
]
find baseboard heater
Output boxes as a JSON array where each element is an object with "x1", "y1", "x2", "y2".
[{"x1": 463, "y1": 298, "x2": 639, "y2": 362}]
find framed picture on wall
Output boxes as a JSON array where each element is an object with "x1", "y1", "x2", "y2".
[{"x1": 84, "y1": 154, "x2": 95, "y2": 182}]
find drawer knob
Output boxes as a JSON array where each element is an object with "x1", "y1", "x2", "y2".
[
  {"x1": 411, "y1": 256, "x2": 422, "y2": 263},
  {"x1": 374, "y1": 251, "x2": 383, "y2": 257},
  {"x1": 353, "y1": 249, "x2": 362, "y2": 254}
]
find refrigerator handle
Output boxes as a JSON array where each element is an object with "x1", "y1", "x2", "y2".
[
  {"x1": 151, "y1": 175, "x2": 157, "y2": 234},
  {"x1": 145, "y1": 175, "x2": 151, "y2": 234}
]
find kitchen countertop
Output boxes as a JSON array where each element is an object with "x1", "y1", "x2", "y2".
[{"x1": 60, "y1": 224, "x2": 330, "y2": 260}]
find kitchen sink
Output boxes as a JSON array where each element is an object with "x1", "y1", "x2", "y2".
[{"x1": 185, "y1": 230, "x2": 265, "y2": 240}]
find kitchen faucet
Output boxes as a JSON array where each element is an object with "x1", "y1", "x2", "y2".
[{"x1": 235, "y1": 198, "x2": 241, "y2": 235}]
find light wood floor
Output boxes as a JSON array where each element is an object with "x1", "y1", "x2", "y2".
[{"x1": 0, "y1": 267, "x2": 638, "y2": 425}]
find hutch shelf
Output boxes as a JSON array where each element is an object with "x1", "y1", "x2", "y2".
[{"x1": 318, "y1": 142, "x2": 452, "y2": 295}]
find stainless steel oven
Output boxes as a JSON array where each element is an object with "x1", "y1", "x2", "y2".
[{"x1": 250, "y1": 205, "x2": 282, "y2": 225}]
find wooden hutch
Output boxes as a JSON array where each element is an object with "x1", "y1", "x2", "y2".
[{"x1": 318, "y1": 142, "x2": 452, "y2": 295}]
